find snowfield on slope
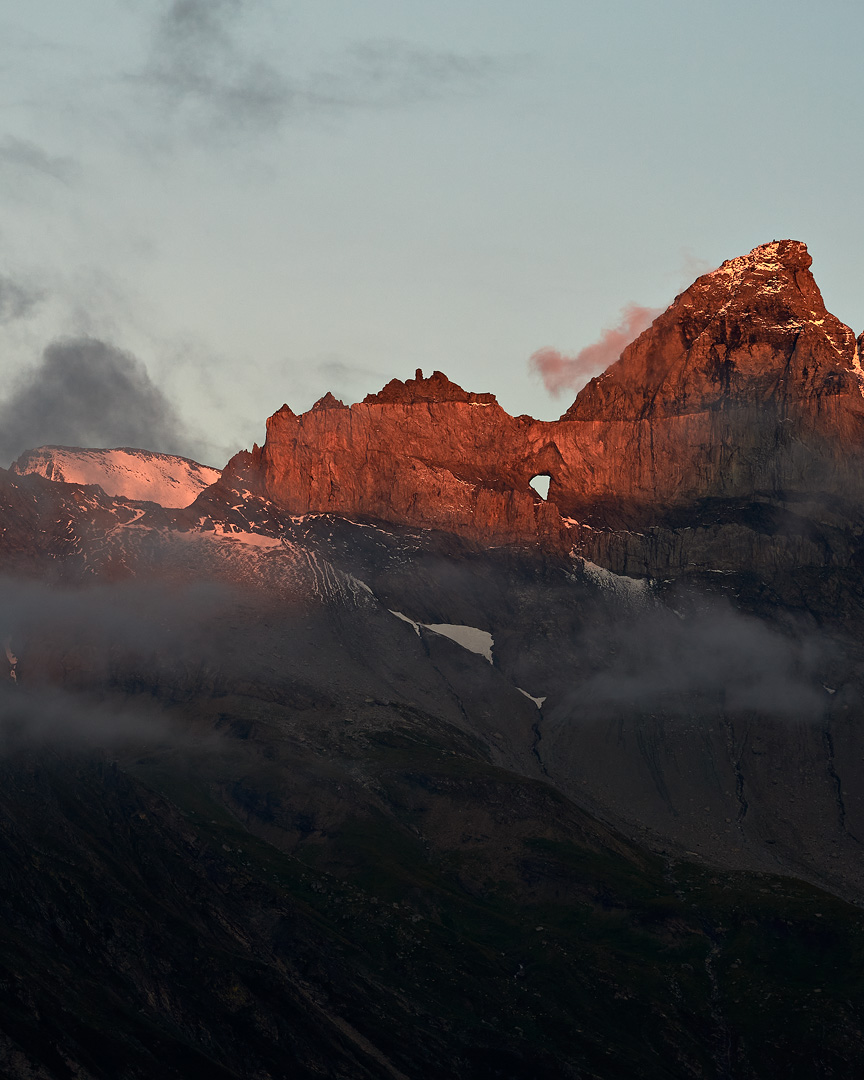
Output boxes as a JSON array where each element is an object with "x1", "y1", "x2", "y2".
[
  {"x1": 11, "y1": 446, "x2": 221, "y2": 508},
  {"x1": 389, "y1": 611, "x2": 494, "y2": 663}
]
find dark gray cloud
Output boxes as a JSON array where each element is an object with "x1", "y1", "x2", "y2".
[
  {"x1": 0, "y1": 682, "x2": 168, "y2": 751},
  {"x1": 0, "y1": 575, "x2": 236, "y2": 676},
  {"x1": 0, "y1": 337, "x2": 194, "y2": 465},
  {"x1": 0, "y1": 136, "x2": 76, "y2": 182},
  {"x1": 137, "y1": 0, "x2": 513, "y2": 133},
  {"x1": 0, "y1": 275, "x2": 42, "y2": 323}
]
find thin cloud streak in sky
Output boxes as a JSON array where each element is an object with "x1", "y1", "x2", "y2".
[
  {"x1": 0, "y1": 136, "x2": 76, "y2": 182},
  {"x1": 137, "y1": 0, "x2": 514, "y2": 133},
  {"x1": 307, "y1": 40, "x2": 509, "y2": 110},
  {"x1": 530, "y1": 304, "x2": 662, "y2": 396}
]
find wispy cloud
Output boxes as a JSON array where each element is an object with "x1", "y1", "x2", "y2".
[
  {"x1": 564, "y1": 599, "x2": 828, "y2": 720},
  {"x1": 136, "y1": 0, "x2": 515, "y2": 134},
  {"x1": 140, "y1": 0, "x2": 291, "y2": 130},
  {"x1": 680, "y1": 249, "x2": 716, "y2": 283},
  {"x1": 305, "y1": 39, "x2": 509, "y2": 110},
  {"x1": 0, "y1": 136, "x2": 76, "y2": 182},
  {"x1": 546, "y1": 596, "x2": 829, "y2": 721},
  {"x1": 0, "y1": 275, "x2": 43, "y2": 323},
  {"x1": 0, "y1": 576, "x2": 238, "y2": 750},
  {"x1": 316, "y1": 356, "x2": 394, "y2": 402}
]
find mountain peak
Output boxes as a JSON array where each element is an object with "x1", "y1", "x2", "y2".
[
  {"x1": 683, "y1": 238, "x2": 823, "y2": 320},
  {"x1": 364, "y1": 369, "x2": 497, "y2": 406},
  {"x1": 217, "y1": 239, "x2": 864, "y2": 543},
  {"x1": 564, "y1": 238, "x2": 855, "y2": 422},
  {"x1": 311, "y1": 392, "x2": 347, "y2": 411},
  {"x1": 710, "y1": 238, "x2": 812, "y2": 280}
]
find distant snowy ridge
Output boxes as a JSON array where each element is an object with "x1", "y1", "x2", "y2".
[{"x1": 11, "y1": 446, "x2": 221, "y2": 508}]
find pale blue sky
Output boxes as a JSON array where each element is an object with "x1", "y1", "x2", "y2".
[{"x1": 0, "y1": 1, "x2": 862, "y2": 463}]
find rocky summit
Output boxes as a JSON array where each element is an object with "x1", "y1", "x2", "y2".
[
  {"x1": 1, "y1": 241, "x2": 864, "y2": 1079},
  {"x1": 221, "y1": 241, "x2": 864, "y2": 578},
  {"x1": 564, "y1": 240, "x2": 864, "y2": 516}
]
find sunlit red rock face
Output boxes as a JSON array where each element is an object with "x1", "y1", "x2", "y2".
[
  {"x1": 557, "y1": 239, "x2": 864, "y2": 522},
  {"x1": 221, "y1": 241, "x2": 864, "y2": 547},
  {"x1": 238, "y1": 371, "x2": 564, "y2": 543}
]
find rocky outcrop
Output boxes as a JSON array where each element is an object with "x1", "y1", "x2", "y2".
[
  {"x1": 216, "y1": 241, "x2": 864, "y2": 569},
  {"x1": 364, "y1": 368, "x2": 497, "y2": 406},
  {"x1": 230, "y1": 374, "x2": 564, "y2": 544}
]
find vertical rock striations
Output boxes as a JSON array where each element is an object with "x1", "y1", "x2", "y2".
[{"x1": 228, "y1": 370, "x2": 564, "y2": 544}]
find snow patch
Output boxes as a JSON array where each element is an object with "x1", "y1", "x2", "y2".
[
  {"x1": 179, "y1": 528, "x2": 282, "y2": 548},
  {"x1": 389, "y1": 610, "x2": 420, "y2": 634},
  {"x1": 220, "y1": 531, "x2": 282, "y2": 548},
  {"x1": 516, "y1": 687, "x2": 546, "y2": 708},
  {"x1": 4, "y1": 638, "x2": 17, "y2": 683},
  {"x1": 424, "y1": 623, "x2": 494, "y2": 663},
  {"x1": 388, "y1": 611, "x2": 494, "y2": 662},
  {"x1": 849, "y1": 339, "x2": 864, "y2": 399},
  {"x1": 348, "y1": 575, "x2": 374, "y2": 595},
  {"x1": 581, "y1": 559, "x2": 649, "y2": 600},
  {"x1": 12, "y1": 446, "x2": 221, "y2": 508}
]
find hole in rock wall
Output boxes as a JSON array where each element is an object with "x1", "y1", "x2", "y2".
[{"x1": 529, "y1": 474, "x2": 551, "y2": 500}]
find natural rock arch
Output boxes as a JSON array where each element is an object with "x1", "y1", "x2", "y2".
[{"x1": 529, "y1": 474, "x2": 551, "y2": 500}]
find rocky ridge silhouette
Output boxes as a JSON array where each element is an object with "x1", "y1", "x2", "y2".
[{"x1": 216, "y1": 241, "x2": 864, "y2": 587}]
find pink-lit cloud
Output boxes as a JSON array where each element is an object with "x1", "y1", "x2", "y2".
[{"x1": 530, "y1": 303, "x2": 663, "y2": 396}]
